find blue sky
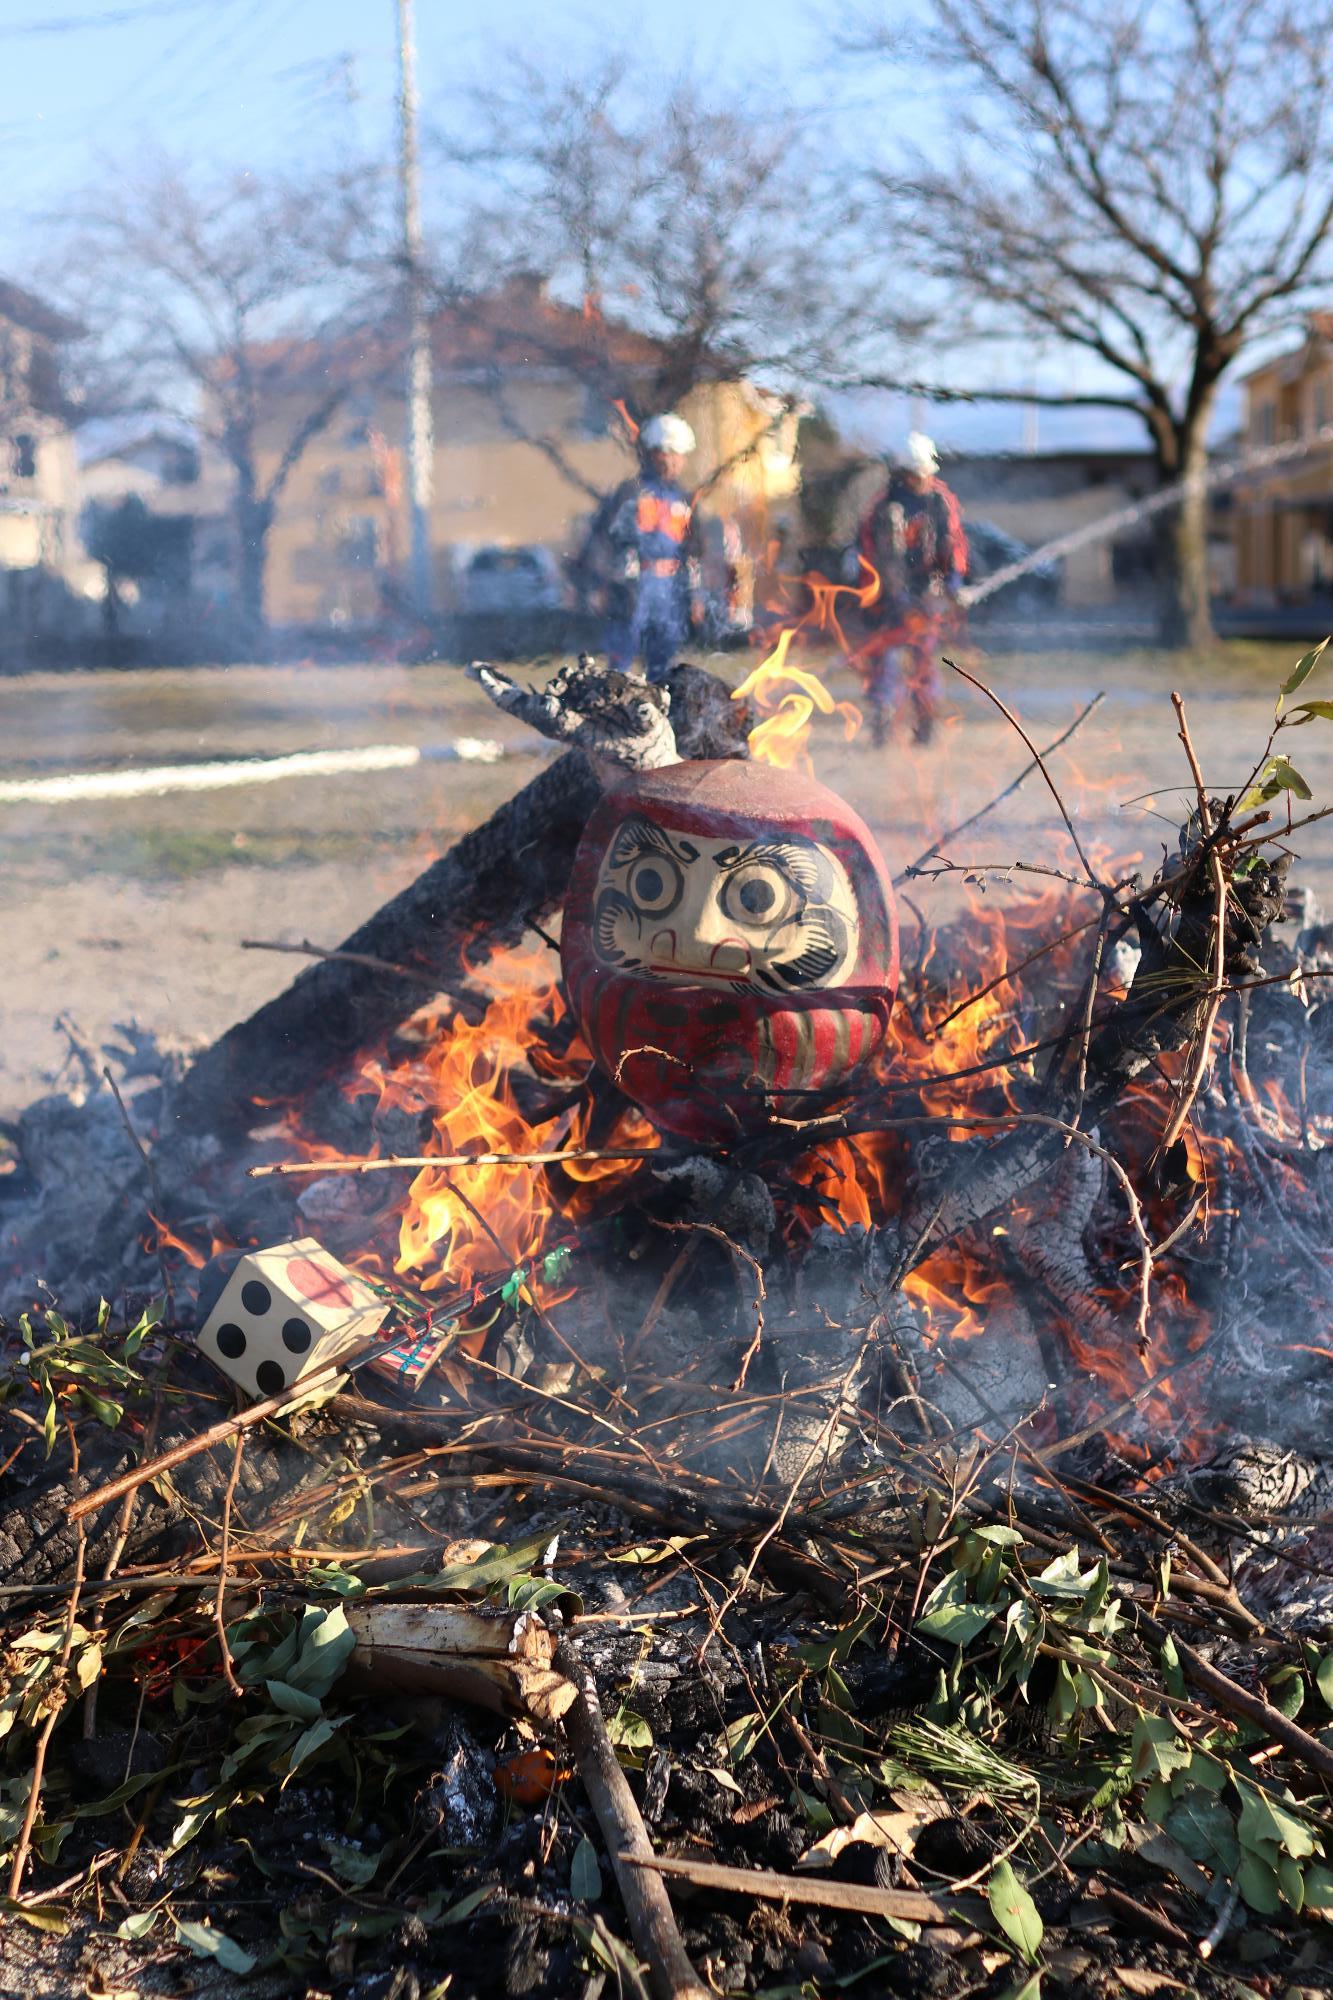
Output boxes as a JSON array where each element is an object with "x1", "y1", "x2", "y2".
[{"x1": 0, "y1": 0, "x2": 1226, "y2": 453}]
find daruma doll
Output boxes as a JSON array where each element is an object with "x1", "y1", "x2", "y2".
[{"x1": 561, "y1": 759, "x2": 899, "y2": 1145}]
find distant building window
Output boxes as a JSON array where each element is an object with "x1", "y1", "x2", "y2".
[
  {"x1": 1255, "y1": 401, "x2": 1276, "y2": 446},
  {"x1": 318, "y1": 467, "x2": 343, "y2": 497},
  {"x1": 13, "y1": 434, "x2": 36, "y2": 479}
]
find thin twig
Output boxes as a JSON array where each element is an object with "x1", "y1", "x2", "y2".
[
  {"x1": 9, "y1": 1423, "x2": 86, "y2": 1899},
  {"x1": 69, "y1": 1356, "x2": 354, "y2": 1524},
  {"x1": 240, "y1": 937, "x2": 441, "y2": 988},
  {"x1": 895, "y1": 691, "x2": 1105, "y2": 883},
  {"x1": 214, "y1": 1434, "x2": 246, "y2": 1698},
  {"x1": 102, "y1": 1065, "x2": 174, "y2": 1317},
  {"x1": 942, "y1": 658, "x2": 1100, "y2": 886}
]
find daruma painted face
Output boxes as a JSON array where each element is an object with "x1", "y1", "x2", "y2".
[{"x1": 561, "y1": 759, "x2": 899, "y2": 1144}]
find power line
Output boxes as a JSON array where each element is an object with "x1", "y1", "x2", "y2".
[{"x1": 0, "y1": 0, "x2": 216, "y2": 37}]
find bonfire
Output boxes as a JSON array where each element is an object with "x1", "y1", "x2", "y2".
[{"x1": 1, "y1": 620, "x2": 1332, "y2": 1998}]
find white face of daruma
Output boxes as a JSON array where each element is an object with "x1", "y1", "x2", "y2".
[{"x1": 590, "y1": 815, "x2": 861, "y2": 994}]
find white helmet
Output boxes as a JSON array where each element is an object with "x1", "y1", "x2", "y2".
[
  {"x1": 905, "y1": 431, "x2": 939, "y2": 475},
  {"x1": 641, "y1": 412, "x2": 696, "y2": 455}
]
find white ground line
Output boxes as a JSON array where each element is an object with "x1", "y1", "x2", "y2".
[{"x1": 0, "y1": 738, "x2": 515, "y2": 806}]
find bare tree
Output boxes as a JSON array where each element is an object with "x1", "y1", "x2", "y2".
[
  {"x1": 432, "y1": 58, "x2": 897, "y2": 491},
  {"x1": 846, "y1": 0, "x2": 1333, "y2": 647},
  {"x1": 60, "y1": 155, "x2": 382, "y2": 647}
]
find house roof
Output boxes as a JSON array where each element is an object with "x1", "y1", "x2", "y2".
[
  {"x1": 1239, "y1": 315, "x2": 1333, "y2": 387},
  {"x1": 0, "y1": 278, "x2": 81, "y2": 343},
  {"x1": 223, "y1": 275, "x2": 685, "y2": 395}
]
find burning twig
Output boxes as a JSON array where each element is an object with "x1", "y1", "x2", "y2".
[{"x1": 248, "y1": 1146, "x2": 670, "y2": 1178}]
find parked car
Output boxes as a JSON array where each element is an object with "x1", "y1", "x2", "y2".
[
  {"x1": 460, "y1": 544, "x2": 564, "y2": 617},
  {"x1": 963, "y1": 518, "x2": 1062, "y2": 609}
]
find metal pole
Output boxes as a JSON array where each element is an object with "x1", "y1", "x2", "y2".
[{"x1": 396, "y1": 0, "x2": 433, "y2": 615}]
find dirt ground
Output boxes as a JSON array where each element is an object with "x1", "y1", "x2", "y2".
[{"x1": 3, "y1": 640, "x2": 1330, "y2": 1117}]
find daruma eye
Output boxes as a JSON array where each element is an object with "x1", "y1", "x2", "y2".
[
  {"x1": 722, "y1": 862, "x2": 799, "y2": 928},
  {"x1": 628, "y1": 853, "x2": 683, "y2": 915}
]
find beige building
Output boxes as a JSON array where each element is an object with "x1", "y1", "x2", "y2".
[
  {"x1": 0, "y1": 280, "x2": 99, "y2": 639},
  {"x1": 1232, "y1": 317, "x2": 1333, "y2": 601},
  {"x1": 245, "y1": 277, "x2": 802, "y2": 627}
]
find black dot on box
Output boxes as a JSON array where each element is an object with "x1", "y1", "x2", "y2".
[
  {"x1": 282, "y1": 1316, "x2": 312, "y2": 1353},
  {"x1": 241, "y1": 1279, "x2": 272, "y2": 1316},
  {"x1": 215, "y1": 1322, "x2": 247, "y2": 1359},
  {"x1": 255, "y1": 1359, "x2": 286, "y2": 1396}
]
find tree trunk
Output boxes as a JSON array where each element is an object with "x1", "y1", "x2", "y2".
[
  {"x1": 1158, "y1": 416, "x2": 1216, "y2": 652},
  {"x1": 234, "y1": 476, "x2": 271, "y2": 661}
]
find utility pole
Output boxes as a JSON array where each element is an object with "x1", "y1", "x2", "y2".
[{"x1": 396, "y1": 0, "x2": 433, "y2": 615}]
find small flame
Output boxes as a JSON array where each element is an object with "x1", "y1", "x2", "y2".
[{"x1": 732, "y1": 628, "x2": 861, "y2": 772}]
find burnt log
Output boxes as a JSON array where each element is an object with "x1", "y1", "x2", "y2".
[{"x1": 168, "y1": 663, "x2": 747, "y2": 1137}]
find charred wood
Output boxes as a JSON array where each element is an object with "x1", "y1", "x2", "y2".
[{"x1": 168, "y1": 663, "x2": 747, "y2": 1138}]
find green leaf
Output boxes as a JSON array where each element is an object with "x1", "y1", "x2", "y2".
[
  {"x1": 438, "y1": 1884, "x2": 496, "y2": 1925},
  {"x1": 1163, "y1": 1792, "x2": 1239, "y2": 1873},
  {"x1": 77, "y1": 1390, "x2": 123, "y2": 1428},
  {"x1": 1279, "y1": 1853, "x2": 1306, "y2": 1911},
  {"x1": 284, "y1": 1713, "x2": 340, "y2": 1778},
  {"x1": 1235, "y1": 1778, "x2": 1317, "y2": 1861},
  {"x1": 607, "y1": 1708, "x2": 653, "y2": 1756},
  {"x1": 1316, "y1": 1654, "x2": 1333, "y2": 1710},
  {"x1": 1289, "y1": 700, "x2": 1333, "y2": 721},
  {"x1": 995, "y1": 1976, "x2": 1042, "y2": 2000},
  {"x1": 174, "y1": 1919, "x2": 256, "y2": 1974},
  {"x1": 917, "y1": 1570, "x2": 997, "y2": 1646},
  {"x1": 1080, "y1": 1559, "x2": 1111, "y2": 1621},
  {"x1": 1131, "y1": 1715, "x2": 1194, "y2": 1785},
  {"x1": 970, "y1": 1524, "x2": 1025, "y2": 1547},
  {"x1": 988, "y1": 1859, "x2": 1043, "y2": 1963},
  {"x1": 320, "y1": 1839, "x2": 383, "y2": 1888},
  {"x1": 724, "y1": 1711, "x2": 763, "y2": 1766},
  {"x1": 284, "y1": 1605, "x2": 355, "y2": 1699},
  {"x1": 116, "y1": 1908, "x2": 160, "y2": 1941},
  {"x1": 1239, "y1": 754, "x2": 1314, "y2": 810},
  {"x1": 570, "y1": 1833, "x2": 603, "y2": 1901},
  {"x1": 1281, "y1": 636, "x2": 1330, "y2": 697},
  {"x1": 265, "y1": 1677, "x2": 323, "y2": 1721},
  {"x1": 1302, "y1": 1862, "x2": 1333, "y2": 1915},
  {"x1": 1266, "y1": 1668, "x2": 1305, "y2": 1720},
  {"x1": 74, "y1": 1644, "x2": 103, "y2": 1692},
  {"x1": 1237, "y1": 1850, "x2": 1283, "y2": 1916}
]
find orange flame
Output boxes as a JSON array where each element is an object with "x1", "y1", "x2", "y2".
[{"x1": 732, "y1": 628, "x2": 861, "y2": 772}]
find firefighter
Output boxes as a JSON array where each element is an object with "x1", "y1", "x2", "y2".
[
  {"x1": 588, "y1": 412, "x2": 704, "y2": 683},
  {"x1": 857, "y1": 432, "x2": 967, "y2": 743}
]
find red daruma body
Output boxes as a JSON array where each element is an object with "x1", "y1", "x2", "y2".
[{"x1": 561, "y1": 759, "x2": 899, "y2": 1145}]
